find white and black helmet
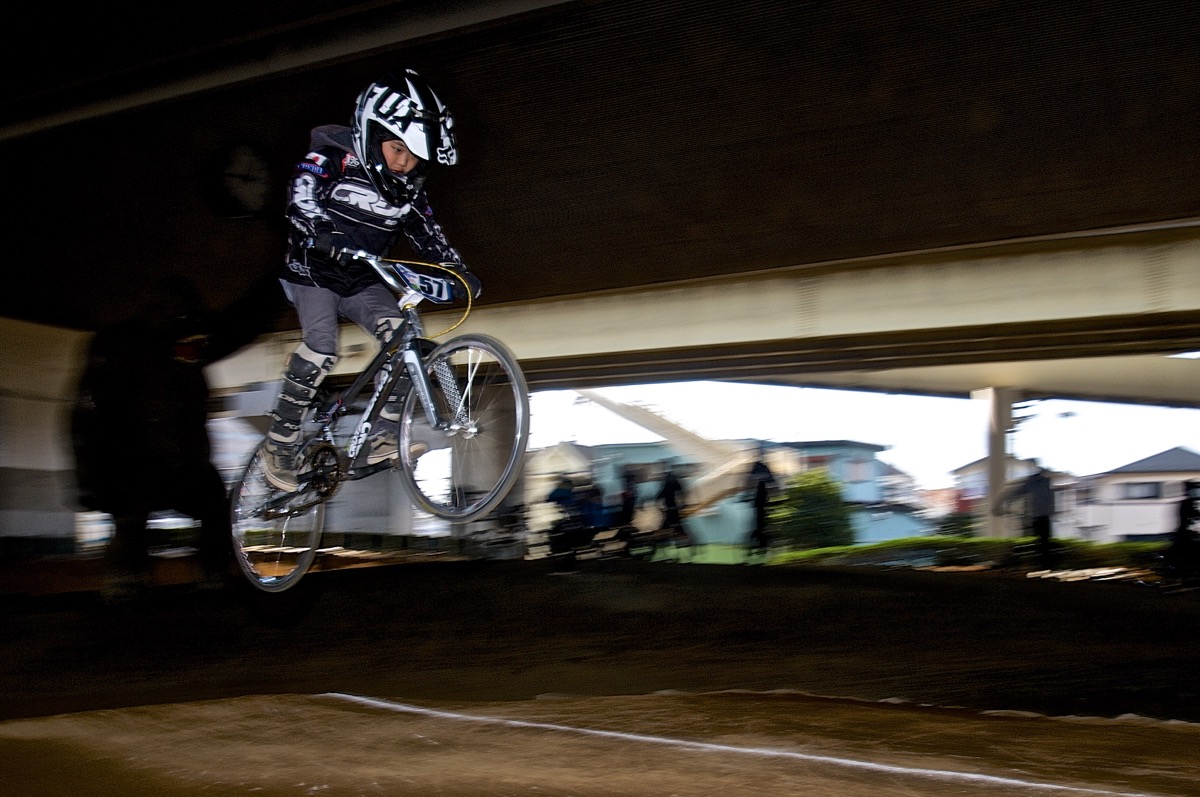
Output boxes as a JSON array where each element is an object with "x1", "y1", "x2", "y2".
[{"x1": 351, "y1": 69, "x2": 457, "y2": 205}]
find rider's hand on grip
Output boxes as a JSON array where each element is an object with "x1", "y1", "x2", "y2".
[
  {"x1": 443, "y1": 264, "x2": 482, "y2": 300},
  {"x1": 303, "y1": 231, "x2": 355, "y2": 261}
]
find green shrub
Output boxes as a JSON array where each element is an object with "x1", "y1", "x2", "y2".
[{"x1": 769, "y1": 468, "x2": 854, "y2": 549}]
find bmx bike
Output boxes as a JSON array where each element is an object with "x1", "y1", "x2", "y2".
[{"x1": 229, "y1": 251, "x2": 530, "y2": 593}]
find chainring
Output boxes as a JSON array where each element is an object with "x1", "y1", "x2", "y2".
[{"x1": 301, "y1": 439, "x2": 347, "y2": 498}]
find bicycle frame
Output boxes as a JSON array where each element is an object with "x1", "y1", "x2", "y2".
[
  {"x1": 266, "y1": 255, "x2": 466, "y2": 511},
  {"x1": 310, "y1": 307, "x2": 446, "y2": 465},
  {"x1": 231, "y1": 253, "x2": 530, "y2": 592}
]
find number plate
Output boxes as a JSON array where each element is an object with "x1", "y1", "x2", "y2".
[{"x1": 392, "y1": 263, "x2": 454, "y2": 303}]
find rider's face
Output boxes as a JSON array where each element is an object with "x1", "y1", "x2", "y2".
[{"x1": 382, "y1": 139, "x2": 420, "y2": 175}]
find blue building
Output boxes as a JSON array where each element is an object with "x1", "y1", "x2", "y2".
[
  {"x1": 527, "y1": 438, "x2": 930, "y2": 546},
  {"x1": 775, "y1": 440, "x2": 930, "y2": 544}
]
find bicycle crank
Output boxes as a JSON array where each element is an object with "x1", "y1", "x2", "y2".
[{"x1": 299, "y1": 440, "x2": 347, "y2": 498}]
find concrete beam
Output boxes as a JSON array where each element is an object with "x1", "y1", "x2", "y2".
[{"x1": 205, "y1": 234, "x2": 1200, "y2": 395}]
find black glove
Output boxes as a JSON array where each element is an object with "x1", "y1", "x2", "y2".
[
  {"x1": 442, "y1": 264, "x2": 482, "y2": 300},
  {"x1": 304, "y1": 230, "x2": 353, "y2": 260}
]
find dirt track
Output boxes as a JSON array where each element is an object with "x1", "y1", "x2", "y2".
[{"x1": 1, "y1": 558, "x2": 1199, "y2": 795}]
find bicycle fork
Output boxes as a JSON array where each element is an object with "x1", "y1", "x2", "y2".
[
  {"x1": 402, "y1": 342, "x2": 468, "y2": 432},
  {"x1": 335, "y1": 320, "x2": 464, "y2": 465},
  {"x1": 397, "y1": 305, "x2": 466, "y2": 433}
]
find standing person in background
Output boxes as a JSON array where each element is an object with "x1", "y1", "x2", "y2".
[
  {"x1": 71, "y1": 272, "x2": 281, "y2": 601},
  {"x1": 657, "y1": 463, "x2": 694, "y2": 562},
  {"x1": 547, "y1": 475, "x2": 577, "y2": 515},
  {"x1": 996, "y1": 460, "x2": 1056, "y2": 569},
  {"x1": 743, "y1": 447, "x2": 779, "y2": 562},
  {"x1": 261, "y1": 68, "x2": 478, "y2": 493},
  {"x1": 1166, "y1": 480, "x2": 1200, "y2": 577},
  {"x1": 614, "y1": 466, "x2": 641, "y2": 529}
]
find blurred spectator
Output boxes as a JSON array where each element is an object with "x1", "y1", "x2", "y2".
[
  {"x1": 657, "y1": 464, "x2": 693, "y2": 561},
  {"x1": 71, "y1": 272, "x2": 280, "y2": 601},
  {"x1": 996, "y1": 460, "x2": 1056, "y2": 569},
  {"x1": 1166, "y1": 479, "x2": 1200, "y2": 575},
  {"x1": 613, "y1": 467, "x2": 641, "y2": 528},
  {"x1": 743, "y1": 448, "x2": 779, "y2": 560}
]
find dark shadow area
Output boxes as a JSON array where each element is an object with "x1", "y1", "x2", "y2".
[{"x1": 1, "y1": 558, "x2": 1197, "y2": 724}]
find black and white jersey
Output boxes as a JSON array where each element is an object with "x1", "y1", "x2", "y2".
[{"x1": 282, "y1": 124, "x2": 466, "y2": 296}]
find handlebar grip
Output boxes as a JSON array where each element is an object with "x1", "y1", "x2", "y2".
[
  {"x1": 303, "y1": 232, "x2": 368, "y2": 262},
  {"x1": 446, "y1": 267, "x2": 483, "y2": 300},
  {"x1": 332, "y1": 246, "x2": 370, "y2": 262}
]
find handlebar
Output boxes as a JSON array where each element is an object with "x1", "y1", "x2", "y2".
[{"x1": 333, "y1": 248, "x2": 480, "y2": 305}]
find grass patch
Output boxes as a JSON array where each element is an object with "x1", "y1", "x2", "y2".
[{"x1": 756, "y1": 535, "x2": 1168, "y2": 570}]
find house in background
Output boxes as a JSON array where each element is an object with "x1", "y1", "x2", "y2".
[
  {"x1": 878, "y1": 460, "x2": 923, "y2": 510},
  {"x1": 953, "y1": 455, "x2": 1074, "y2": 537},
  {"x1": 1064, "y1": 446, "x2": 1200, "y2": 543},
  {"x1": 916, "y1": 487, "x2": 964, "y2": 523},
  {"x1": 952, "y1": 455, "x2": 1060, "y2": 516},
  {"x1": 950, "y1": 446, "x2": 1200, "y2": 543}
]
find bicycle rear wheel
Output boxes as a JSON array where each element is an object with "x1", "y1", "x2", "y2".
[
  {"x1": 229, "y1": 442, "x2": 325, "y2": 593},
  {"x1": 397, "y1": 333, "x2": 530, "y2": 521}
]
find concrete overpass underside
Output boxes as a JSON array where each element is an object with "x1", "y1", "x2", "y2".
[{"x1": 207, "y1": 225, "x2": 1200, "y2": 409}]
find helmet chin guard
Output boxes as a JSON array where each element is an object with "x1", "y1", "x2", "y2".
[{"x1": 352, "y1": 69, "x2": 457, "y2": 205}]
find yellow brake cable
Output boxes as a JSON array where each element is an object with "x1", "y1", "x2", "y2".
[{"x1": 383, "y1": 258, "x2": 473, "y2": 339}]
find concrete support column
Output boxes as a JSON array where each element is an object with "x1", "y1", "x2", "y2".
[
  {"x1": 972, "y1": 387, "x2": 1018, "y2": 537},
  {"x1": 0, "y1": 321, "x2": 90, "y2": 554}
]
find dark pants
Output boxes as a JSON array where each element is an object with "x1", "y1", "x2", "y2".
[
  {"x1": 105, "y1": 464, "x2": 232, "y2": 580},
  {"x1": 1165, "y1": 531, "x2": 1199, "y2": 575},
  {"x1": 747, "y1": 501, "x2": 770, "y2": 554},
  {"x1": 660, "y1": 509, "x2": 692, "y2": 557},
  {"x1": 1030, "y1": 515, "x2": 1053, "y2": 567}
]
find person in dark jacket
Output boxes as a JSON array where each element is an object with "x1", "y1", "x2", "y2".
[
  {"x1": 743, "y1": 448, "x2": 779, "y2": 560},
  {"x1": 262, "y1": 68, "x2": 479, "y2": 492},
  {"x1": 614, "y1": 467, "x2": 640, "y2": 528},
  {"x1": 71, "y1": 273, "x2": 280, "y2": 599},
  {"x1": 656, "y1": 464, "x2": 693, "y2": 561},
  {"x1": 997, "y1": 460, "x2": 1056, "y2": 568},
  {"x1": 1166, "y1": 480, "x2": 1200, "y2": 575}
]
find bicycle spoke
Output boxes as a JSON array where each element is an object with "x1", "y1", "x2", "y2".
[
  {"x1": 229, "y1": 445, "x2": 325, "y2": 592},
  {"x1": 398, "y1": 334, "x2": 529, "y2": 521}
]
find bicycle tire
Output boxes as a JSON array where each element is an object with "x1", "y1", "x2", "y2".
[
  {"x1": 397, "y1": 333, "x2": 530, "y2": 521},
  {"x1": 229, "y1": 441, "x2": 325, "y2": 593}
]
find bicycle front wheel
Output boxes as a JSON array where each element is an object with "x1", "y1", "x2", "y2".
[
  {"x1": 398, "y1": 333, "x2": 530, "y2": 521},
  {"x1": 229, "y1": 442, "x2": 325, "y2": 593}
]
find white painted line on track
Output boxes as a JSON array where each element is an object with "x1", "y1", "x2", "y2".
[{"x1": 321, "y1": 693, "x2": 1163, "y2": 797}]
